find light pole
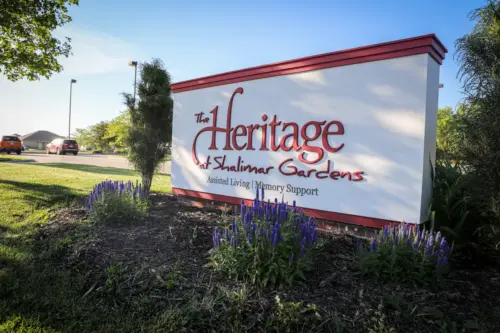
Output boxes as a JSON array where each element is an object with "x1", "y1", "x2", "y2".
[
  {"x1": 68, "y1": 79, "x2": 77, "y2": 139},
  {"x1": 128, "y1": 61, "x2": 138, "y2": 106}
]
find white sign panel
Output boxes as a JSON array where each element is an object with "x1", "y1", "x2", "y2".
[{"x1": 171, "y1": 35, "x2": 446, "y2": 227}]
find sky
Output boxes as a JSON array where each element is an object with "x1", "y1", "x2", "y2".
[{"x1": 0, "y1": 0, "x2": 485, "y2": 137}]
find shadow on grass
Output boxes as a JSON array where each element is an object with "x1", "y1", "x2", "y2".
[
  {"x1": 37, "y1": 163, "x2": 138, "y2": 176},
  {"x1": 37, "y1": 163, "x2": 170, "y2": 176},
  {"x1": 0, "y1": 179, "x2": 80, "y2": 207}
]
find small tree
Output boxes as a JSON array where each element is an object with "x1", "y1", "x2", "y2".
[{"x1": 122, "y1": 59, "x2": 173, "y2": 192}]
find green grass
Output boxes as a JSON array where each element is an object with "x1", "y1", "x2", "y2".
[
  {"x1": 0, "y1": 163, "x2": 170, "y2": 231},
  {"x1": 0, "y1": 154, "x2": 27, "y2": 162},
  {"x1": 0, "y1": 162, "x2": 171, "y2": 332}
]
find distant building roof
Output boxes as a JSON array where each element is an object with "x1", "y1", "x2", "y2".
[{"x1": 20, "y1": 130, "x2": 64, "y2": 142}]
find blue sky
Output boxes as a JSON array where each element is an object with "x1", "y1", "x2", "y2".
[{"x1": 1, "y1": 0, "x2": 484, "y2": 137}]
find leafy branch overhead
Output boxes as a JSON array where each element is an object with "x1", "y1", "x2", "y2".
[{"x1": 0, "y1": 0, "x2": 79, "y2": 81}]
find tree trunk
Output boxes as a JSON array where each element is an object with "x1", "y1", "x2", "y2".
[{"x1": 142, "y1": 172, "x2": 153, "y2": 194}]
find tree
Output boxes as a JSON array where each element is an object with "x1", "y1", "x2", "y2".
[
  {"x1": 123, "y1": 59, "x2": 173, "y2": 193},
  {"x1": 436, "y1": 106, "x2": 463, "y2": 160},
  {"x1": 73, "y1": 127, "x2": 92, "y2": 148},
  {"x1": 89, "y1": 121, "x2": 112, "y2": 152},
  {"x1": 105, "y1": 111, "x2": 131, "y2": 152},
  {"x1": 0, "y1": 0, "x2": 79, "y2": 81},
  {"x1": 456, "y1": 0, "x2": 500, "y2": 192}
]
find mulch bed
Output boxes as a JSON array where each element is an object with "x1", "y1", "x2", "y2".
[{"x1": 38, "y1": 194, "x2": 500, "y2": 332}]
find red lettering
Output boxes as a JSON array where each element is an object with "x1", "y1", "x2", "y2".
[
  {"x1": 316, "y1": 160, "x2": 331, "y2": 179},
  {"x1": 191, "y1": 87, "x2": 348, "y2": 167},
  {"x1": 279, "y1": 122, "x2": 300, "y2": 152},
  {"x1": 340, "y1": 171, "x2": 351, "y2": 180},
  {"x1": 232, "y1": 125, "x2": 247, "y2": 150},
  {"x1": 322, "y1": 121, "x2": 345, "y2": 153},
  {"x1": 330, "y1": 171, "x2": 341, "y2": 180},
  {"x1": 246, "y1": 124, "x2": 259, "y2": 150},
  {"x1": 260, "y1": 114, "x2": 268, "y2": 151},
  {"x1": 223, "y1": 87, "x2": 244, "y2": 150},
  {"x1": 352, "y1": 171, "x2": 364, "y2": 181},
  {"x1": 269, "y1": 115, "x2": 282, "y2": 151},
  {"x1": 278, "y1": 158, "x2": 297, "y2": 176},
  {"x1": 299, "y1": 121, "x2": 326, "y2": 164}
]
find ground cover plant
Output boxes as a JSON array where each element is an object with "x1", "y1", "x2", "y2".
[
  {"x1": 1, "y1": 161, "x2": 499, "y2": 332},
  {"x1": 357, "y1": 222, "x2": 452, "y2": 285},
  {"x1": 85, "y1": 180, "x2": 149, "y2": 224},
  {"x1": 210, "y1": 189, "x2": 318, "y2": 287}
]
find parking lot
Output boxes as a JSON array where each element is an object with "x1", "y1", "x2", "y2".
[{"x1": 18, "y1": 152, "x2": 171, "y2": 174}]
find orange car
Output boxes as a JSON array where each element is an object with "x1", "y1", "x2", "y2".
[{"x1": 0, "y1": 135, "x2": 22, "y2": 155}]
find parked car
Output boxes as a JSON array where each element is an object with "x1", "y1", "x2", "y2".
[
  {"x1": 46, "y1": 139, "x2": 79, "y2": 155},
  {"x1": 0, "y1": 135, "x2": 22, "y2": 155}
]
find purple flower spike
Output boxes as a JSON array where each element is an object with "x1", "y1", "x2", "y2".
[
  {"x1": 290, "y1": 254, "x2": 294, "y2": 262},
  {"x1": 272, "y1": 231, "x2": 278, "y2": 248},
  {"x1": 406, "y1": 238, "x2": 411, "y2": 247},
  {"x1": 356, "y1": 238, "x2": 361, "y2": 250},
  {"x1": 371, "y1": 238, "x2": 377, "y2": 251},
  {"x1": 437, "y1": 257, "x2": 442, "y2": 266},
  {"x1": 440, "y1": 238, "x2": 447, "y2": 250},
  {"x1": 261, "y1": 187, "x2": 265, "y2": 201},
  {"x1": 443, "y1": 256, "x2": 448, "y2": 265},
  {"x1": 255, "y1": 188, "x2": 259, "y2": 200},
  {"x1": 383, "y1": 225, "x2": 389, "y2": 238}
]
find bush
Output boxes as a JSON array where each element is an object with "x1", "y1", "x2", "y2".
[
  {"x1": 357, "y1": 222, "x2": 452, "y2": 284},
  {"x1": 84, "y1": 180, "x2": 149, "y2": 224},
  {"x1": 209, "y1": 189, "x2": 318, "y2": 288},
  {"x1": 430, "y1": 160, "x2": 499, "y2": 262}
]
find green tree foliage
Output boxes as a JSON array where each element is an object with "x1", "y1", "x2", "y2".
[
  {"x1": 436, "y1": 0, "x2": 500, "y2": 257},
  {"x1": 436, "y1": 106, "x2": 462, "y2": 160},
  {"x1": 104, "y1": 111, "x2": 131, "y2": 152},
  {"x1": 73, "y1": 121, "x2": 112, "y2": 152},
  {"x1": 73, "y1": 127, "x2": 92, "y2": 148},
  {"x1": 123, "y1": 59, "x2": 173, "y2": 192},
  {"x1": 456, "y1": 1, "x2": 500, "y2": 194},
  {"x1": 0, "y1": 0, "x2": 79, "y2": 81},
  {"x1": 89, "y1": 121, "x2": 112, "y2": 152}
]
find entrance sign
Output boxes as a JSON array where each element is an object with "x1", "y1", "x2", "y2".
[{"x1": 171, "y1": 34, "x2": 447, "y2": 228}]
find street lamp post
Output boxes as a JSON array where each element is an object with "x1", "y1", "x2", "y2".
[
  {"x1": 68, "y1": 79, "x2": 77, "y2": 139},
  {"x1": 128, "y1": 61, "x2": 138, "y2": 106}
]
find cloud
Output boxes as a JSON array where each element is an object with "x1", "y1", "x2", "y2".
[
  {"x1": 55, "y1": 25, "x2": 148, "y2": 76},
  {"x1": 0, "y1": 25, "x2": 149, "y2": 136}
]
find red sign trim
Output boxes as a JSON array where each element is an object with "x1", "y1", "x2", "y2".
[
  {"x1": 172, "y1": 187, "x2": 400, "y2": 229},
  {"x1": 171, "y1": 34, "x2": 447, "y2": 93}
]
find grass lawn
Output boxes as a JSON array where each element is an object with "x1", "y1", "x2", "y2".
[
  {"x1": 0, "y1": 162, "x2": 172, "y2": 332},
  {"x1": 0, "y1": 163, "x2": 170, "y2": 230},
  {"x1": 0, "y1": 161, "x2": 499, "y2": 332},
  {"x1": 0, "y1": 154, "x2": 27, "y2": 162}
]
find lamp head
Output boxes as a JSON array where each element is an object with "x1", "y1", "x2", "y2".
[
  {"x1": 71, "y1": 79, "x2": 77, "y2": 83},
  {"x1": 128, "y1": 61, "x2": 138, "y2": 66}
]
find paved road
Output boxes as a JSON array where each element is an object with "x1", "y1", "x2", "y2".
[{"x1": 19, "y1": 152, "x2": 171, "y2": 175}]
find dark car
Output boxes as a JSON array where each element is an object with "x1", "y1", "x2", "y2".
[{"x1": 46, "y1": 139, "x2": 79, "y2": 155}]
